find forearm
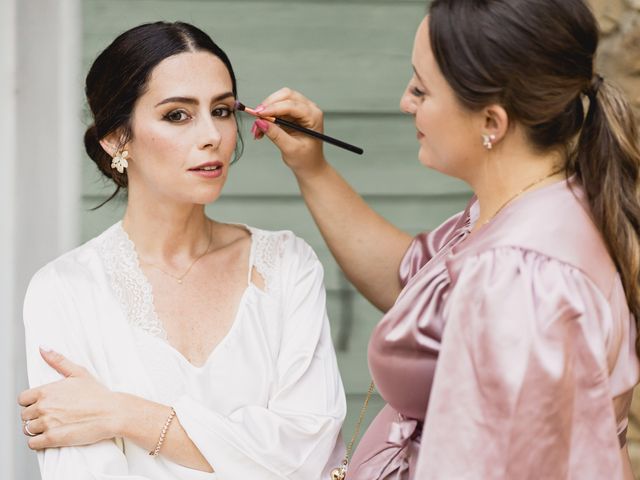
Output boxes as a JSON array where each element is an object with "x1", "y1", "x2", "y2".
[
  {"x1": 295, "y1": 160, "x2": 412, "y2": 312},
  {"x1": 113, "y1": 393, "x2": 213, "y2": 473}
]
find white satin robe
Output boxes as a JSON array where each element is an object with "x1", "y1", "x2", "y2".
[{"x1": 23, "y1": 223, "x2": 346, "y2": 480}]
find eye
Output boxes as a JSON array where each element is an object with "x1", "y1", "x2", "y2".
[
  {"x1": 212, "y1": 106, "x2": 232, "y2": 118},
  {"x1": 411, "y1": 86, "x2": 426, "y2": 98},
  {"x1": 163, "y1": 110, "x2": 190, "y2": 123}
]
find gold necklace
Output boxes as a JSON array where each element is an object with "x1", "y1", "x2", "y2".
[
  {"x1": 330, "y1": 380, "x2": 376, "y2": 480},
  {"x1": 480, "y1": 167, "x2": 564, "y2": 227},
  {"x1": 142, "y1": 223, "x2": 213, "y2": 285}
]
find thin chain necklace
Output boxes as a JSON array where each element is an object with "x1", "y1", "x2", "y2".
[
  {"x1": 330, "y1": 381, "x2": 376, "y2": 480},
  {"x1": 142, "y1": 223, "x2": 213, "y2": 285},
  {"x1": 479, "y1": 168, "x2": 564, "y2": 228}
]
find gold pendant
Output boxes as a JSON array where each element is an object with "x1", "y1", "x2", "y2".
[{"x1": 330, "y1": 466, "x2": 346, "y2": 480}]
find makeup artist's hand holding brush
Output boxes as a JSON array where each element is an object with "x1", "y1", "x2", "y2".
[
  {"x1": 254, "y1": 87, "x2": 413, "y2": 313},
  {"x1": 251, "y1": 87, "x2": 331, "y2": 177}
]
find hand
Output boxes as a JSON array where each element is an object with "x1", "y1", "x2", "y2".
[
  {"x1": 253, "y1": 88, "x2": 328, "y2": 178},
  {"x1": 18, "y1": 348, "x2": 121, "y2": 450}
]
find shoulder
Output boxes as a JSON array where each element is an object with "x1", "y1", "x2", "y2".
[
  {"x1": 448, "y1": 246, "x2": 619, "y2": 349},
  {"x1": 247, "y1": 226, "x2": 319, "y2": 265},
  {"x1": 26, "y1": 223, "x2": 119, "y2": 299},
  {"x1": 449, "y1": 181, "x2": 616, "y2": 299},
  {"x1": 245, "y1": 227, "x2": 323, "y2": 295}
]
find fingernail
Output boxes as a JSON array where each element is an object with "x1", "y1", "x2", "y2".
[
  {"x1": 250, "y1": 123, "x2": 258, "y2": 136},
  {"x1": 254, "y1": 104, "x2": 266, "y2": 113},
  {"x1": 39, "y1": 345, "x2": 54, "y2": 353},
  {"x1": 255, "y1": 119, "x2": 269, "y2": 133}
]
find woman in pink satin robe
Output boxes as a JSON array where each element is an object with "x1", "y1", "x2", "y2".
[{"x1": 252, "y1": 0, "x2": 640, "y2": 478}]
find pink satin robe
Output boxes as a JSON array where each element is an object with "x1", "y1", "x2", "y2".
[{"x1": 348, "y1": 178, "x2": 639, "y2": 479}]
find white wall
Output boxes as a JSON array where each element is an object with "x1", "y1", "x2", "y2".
[
  {"x1": 0, "y1": 0, "x2": 19, "y2": 472},
  {"x1": 1, "y1": 0, "x2": 81, "y2": 478}
]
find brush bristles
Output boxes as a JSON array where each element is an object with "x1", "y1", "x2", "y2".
[{"x1": 234, "y1": 100, "x2": 246, "y2": 111}]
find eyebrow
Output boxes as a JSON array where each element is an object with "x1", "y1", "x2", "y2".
[
  {"x1": 412, "y1": 65, "x2": 426, "y2": 84},
  {"x1": 155, "y1": 91, "x2": 235, "y2": 107}
]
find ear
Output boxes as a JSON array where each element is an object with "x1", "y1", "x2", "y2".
[
  {"x1": 480, "y1": 104, "x2": 509, "y2": 147},
  {"x1": 98, "y1": 131, "x2": 127, "y2": 158}
]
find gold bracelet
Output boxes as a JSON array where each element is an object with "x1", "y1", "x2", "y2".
[{"x1": 149, "y1": 407, "x2": 176, "y2": 457}]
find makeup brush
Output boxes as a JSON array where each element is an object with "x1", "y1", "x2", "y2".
[{"x1": 235, "y1": 101, "x2": 364, "y2": 155}]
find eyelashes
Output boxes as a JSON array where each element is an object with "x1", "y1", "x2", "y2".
[
  {"x1": 411, "y1": 86, "x2": 426, "y2": 98},
  {"x1": 163, "y1": 110, "x2": 189, "y2": 122},
  {"x1": 162, "y1": 106, "x2": 234, "y2": 123}
]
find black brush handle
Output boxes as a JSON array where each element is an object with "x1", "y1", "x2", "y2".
[{"x1": 274, "y1": 117, "x2": 364, "y2": 155}]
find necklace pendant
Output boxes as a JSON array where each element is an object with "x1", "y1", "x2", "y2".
[
  {"x1": 177, "y1": 279, "x2": 183, "y2": 285},
  {"x1": 330, "y1": 466, "x2": 346, "y2": 480}
]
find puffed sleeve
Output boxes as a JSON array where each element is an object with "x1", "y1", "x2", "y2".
[
  {"x1": 172, "y1": 234, "x2": 346, "y2": 479},
  {"x1": 24, "y1": 262, "x2": 153, "y2": 480},
  {"x1": 415, "y1": 248, "x2": 625, "y2": 479}
]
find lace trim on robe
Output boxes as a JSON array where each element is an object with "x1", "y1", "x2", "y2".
[
  {"x1": 98, "y1": 222, "x2": 167, "y2": 339},
  {"x1": 248, "y1": 226, "x2": 286, "y2": 296},
  {"x1": 98, "y1": 222, "x2": 287, "y2": 339}
]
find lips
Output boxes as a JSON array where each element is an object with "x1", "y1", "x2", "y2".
[
  {"x1": 416, "y1": 130, "x2": 425, "y2": 140},
  {"x1": 189, "y1": 161, "x2": 223, "y2": 172}
]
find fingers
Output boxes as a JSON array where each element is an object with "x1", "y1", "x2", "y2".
[
  {"x1": 261, "y1": 100, "x2": 322, "y2": 131},
  {"x1": 23, "y1": 417, "x2": 46, "y2": 437},
  {"x1": 21, "y1": 402, "x2": 40, "y2": 421},
  {"x1": 255, "y1": 88, "x2": 322, "y2": 129},
  {"x1": 39, "y1": 347, "x2": 87, "y2": 378},
  {"x1": 18, "y1": 387, "x2": 39, "y2": 407},
  {"x1": 26, "y1": 422, "x2": 99, "y2": 451},
  {"x1": 251, "y1": 119, "x2": 270, "y2": 140},
  {"x1": 259, "y1": 87, "x2": 309, "y2": 108},
  {"x1": 254, "y1": 120, "x2": 294, "y2": 151}
]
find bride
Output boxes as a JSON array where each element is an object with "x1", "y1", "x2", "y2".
[{"x1": 17, "y1": 21, "x2": 345, "y2": 479}]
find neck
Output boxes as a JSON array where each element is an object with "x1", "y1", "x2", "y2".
[
  {"x1": 122, "y1": 187, "x2": 213, "y2": 264},
  {"x1": 469, "y1": 143, "x2": 565, "y2": 229}
]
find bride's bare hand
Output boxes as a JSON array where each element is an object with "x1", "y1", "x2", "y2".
[{"x1": 18, "y1": 348, "x2": 121, "y2": 450}]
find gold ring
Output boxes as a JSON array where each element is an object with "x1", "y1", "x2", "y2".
[{"x1": 23, "y1": 420, "x2": 37, "y2": 437}]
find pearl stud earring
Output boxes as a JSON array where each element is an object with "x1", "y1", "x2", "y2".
[{"x1": 482, "y1": 134, "x2": 496, "y2": 150}]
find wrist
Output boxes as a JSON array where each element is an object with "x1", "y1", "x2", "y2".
[
  {"x1": 293, "y1": 156, "x2": 330, "y2": 185},
  {"x1": 108, "y1": 391, "x2": 132, "y2": 438}
]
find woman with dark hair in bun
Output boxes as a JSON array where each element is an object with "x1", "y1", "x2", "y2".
[
  {"x1": 254, "y1": 0, "x2": 640, "y2": 478},
  {"x1": 17, "y1": 21, "x2": 345, "y2": 479}
]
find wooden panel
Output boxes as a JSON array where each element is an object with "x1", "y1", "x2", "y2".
[
  {"x1": 81, "y1": 113, "x2": 470, "y2": 197},
  {"x1": 82, "y1": 0, "x2": 425, "y2": 112}
]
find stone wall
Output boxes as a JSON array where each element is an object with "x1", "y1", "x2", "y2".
[
  {"x1": 590, "y1": 0, "x2": 640, "y2": 474},
  {"x1": 591, "y1": 0, "x2": 640, "y2": 116}
]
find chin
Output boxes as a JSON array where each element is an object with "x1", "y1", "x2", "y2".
[
  {"x1": 178, "y1": 184, "x2": 225, "y2": 206},
  {"x1": 417, "y1": 150, "x2": 461, "y2": 180},
  {"x1": 417, "y1": 148, "x2": 439, "y2": 170}
]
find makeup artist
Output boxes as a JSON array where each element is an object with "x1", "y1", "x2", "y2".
[
  {"x1": 253, "y1": 0, "x2": 640, "y2": 478},
  {"x1": 17, "y1": 21, "x2": 345, "y2": 479}
]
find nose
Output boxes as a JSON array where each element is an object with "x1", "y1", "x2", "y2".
[
  {"x1": 198, "y1": 115, "x2": 222, "y2": 150},
  {"x1": 399, "y1": 84, "x2": 417, "y2": 115}
]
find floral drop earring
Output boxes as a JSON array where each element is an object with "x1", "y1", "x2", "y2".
[{"x1": 111, "y1": 150, "x2": 129, "y2": 173}]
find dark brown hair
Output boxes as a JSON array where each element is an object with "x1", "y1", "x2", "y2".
[
  {"x1": 84, "y1": 21, "x2": 243, "y2": 206},
  {"x1": 429, "y1": 0, "x2": 640, "y2": 346}
]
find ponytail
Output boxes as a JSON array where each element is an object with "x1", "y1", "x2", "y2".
[{"x1": 573, "y1": 77, "x2": 640, "y2": 351}]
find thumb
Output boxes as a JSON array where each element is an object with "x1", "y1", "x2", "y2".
[
  {"x1": 39, "y1": 346, "x2": 87, "y2": 378},
  {"x1": 256, "y1": 120, "x2": 291, "y2": 150}
]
